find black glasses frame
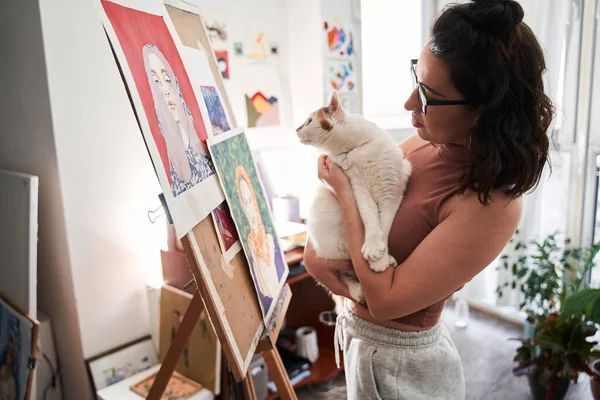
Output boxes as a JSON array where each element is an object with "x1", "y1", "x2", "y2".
[{"x1": 410, "y1": 59, "x2": 471, "y2": 115}]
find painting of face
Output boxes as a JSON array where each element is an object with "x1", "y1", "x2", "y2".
[
  {"x1": 100, "y1": 0, "x2": 225, "y2": 238},
  {"x1": 208, "y1": 128, "x2": 289, "y2": 322},
  {"x1": 148, "y1": 52, "x2": 179, "y2": 123},
  {"x1": 239, "y1": 178, "x2": 259, "y2": 230}
]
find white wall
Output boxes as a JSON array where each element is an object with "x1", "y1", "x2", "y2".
[
  {"x1": 0, "y1": 1, "x2": 89, "y2": 398},
  {"x1": 37, "y1": 0, "x2": 167, "y2": 361}
]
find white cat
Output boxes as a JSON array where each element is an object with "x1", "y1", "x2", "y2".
[{"x1": 297, "y1": 92, "x2": 411, "y2": 314}]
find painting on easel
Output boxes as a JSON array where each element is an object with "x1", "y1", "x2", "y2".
[
  {"x1": 98, "y1": 0, "x2": 224, "y2": 238},
  {"x1": 208, "y1": 128, "x2": 289, "y2": 323},
  {"x1": 0, "y1": 294, "x2": 39, "y2": 400}
]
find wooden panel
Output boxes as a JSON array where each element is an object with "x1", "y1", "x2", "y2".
[{"x1": 0, "y1": 169, "x2": 38, "y2": 316}]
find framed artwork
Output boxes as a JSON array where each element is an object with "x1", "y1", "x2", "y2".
[
  {"x1": 0, "y1": 294, "x2": 39, "y2": 400},
  {"x1": 159, "y1": 285, "x2": 221, "y2": 393},
  {"x1": 85, "y1": 335, "x2": 159, "y2": 392},
  {"x1": 211, "y1": 202, "x2": 242, "y2": 264},
  {"x1": 97, "y1": 0, "x2": 224, "y2": 238},
  {"x1": 130, "y1": 371, "x2": 202, "y2": 399},
  {"x1": 207, "y1": 128, "x2": 289, "y2": 323}
]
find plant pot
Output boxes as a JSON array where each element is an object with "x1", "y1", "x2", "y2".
[
  {"x1": 591, "y1": 360, "x2": 600, "y2": 400},
  {"x1": 524, "y1": 318, "x2": 536, "y2": 339},
  {"x1": 527, "y1": 375, "x2": 570, "y2": 400}
]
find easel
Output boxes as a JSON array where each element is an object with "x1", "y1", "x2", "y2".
[
  {"x1": 140, "y1": 2, "x2": 298, "y2": 399},
  {"x1": 147, "y1": 270, "x2": 295, "y2": 400}
]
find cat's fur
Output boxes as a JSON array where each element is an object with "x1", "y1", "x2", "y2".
[{"x1": 297, "y1": 92, "x2": 411, "y2": 314}]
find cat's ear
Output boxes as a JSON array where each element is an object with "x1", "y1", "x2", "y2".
[{"x1": 328, "y1": 91, "x2": 344, "y2": 121}]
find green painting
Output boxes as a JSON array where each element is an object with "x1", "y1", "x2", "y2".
[{"x1": 208, "y1": 129, "x2": 288, "y2": 321}]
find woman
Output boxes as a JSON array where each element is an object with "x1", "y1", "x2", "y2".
[
  {"x1": 304, "y1": 1, "x2": 552, "y2": 399},
  {"x1": 143, "y1": 44, "x2": 214, "y2": 197},
  {"x1": 236, "y1": 165, "x2": 284, "y2": 306}
]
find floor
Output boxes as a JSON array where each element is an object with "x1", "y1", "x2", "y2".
[{"x1": 296, "y1": 305, "x2": 596, "y2": 400}]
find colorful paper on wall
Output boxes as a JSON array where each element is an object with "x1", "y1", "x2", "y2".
[
  {"x1": 323, "y1": 19, "x2": 355, "y2": 59},
  {"x1": 325, "y1": 59, "x2": 356, "y2": 94},
  {"x1": 207, "y1": 128, "x2": 289, "y2": 323},
  {"x1": 240, "y1": 64, "x2": 283, "y2": 128}
]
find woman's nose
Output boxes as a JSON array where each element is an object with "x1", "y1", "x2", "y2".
[{"x1": 404, "y1": 88, "x2": 419, "y2": 112}]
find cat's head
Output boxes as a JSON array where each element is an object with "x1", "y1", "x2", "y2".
[{"x1": 296, "y1": 91, "x2": 372, "y2": 153}]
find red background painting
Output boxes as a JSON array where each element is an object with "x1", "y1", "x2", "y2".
[{"x1": 102, "y1": 1, "x2": 207, "y2": 184}]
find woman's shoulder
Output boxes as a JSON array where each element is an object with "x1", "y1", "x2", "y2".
[
  {"x1": 399, "y1": 134, "x2": 428, "y2": 155},
  {"x1": 442, "y1": 189, "x2": 522, "y2": 231}
]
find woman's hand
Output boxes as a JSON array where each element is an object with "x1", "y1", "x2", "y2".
[
  {"x1": 317, "y1": 155, "x2": 352, "y2": 199},
  {"x1": 303, "y1": 241, "x2": 354, "y2": 299}
]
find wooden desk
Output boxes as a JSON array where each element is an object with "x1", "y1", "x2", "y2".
[{"x1": 267, "y1": 247, "x2": 341, "y2": 399}]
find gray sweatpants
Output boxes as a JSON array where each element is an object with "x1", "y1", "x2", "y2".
[{"x1": 336, "y1": 311, "x2": 465, "y2": 400}]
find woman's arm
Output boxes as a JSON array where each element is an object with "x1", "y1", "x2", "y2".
[
  {"x1": 316, "y1": 154, "x2": 522, "y2": 320},
  {"x1": 336, "y1": 186, "x2": 521, "y2": 320},
  {"x1": 303, "y1": 240, "x2": 354, "y2": 299}
]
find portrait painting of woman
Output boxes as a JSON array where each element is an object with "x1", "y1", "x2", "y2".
[
  {"x1": 101, "y1": 1, "x2": 226, "y2": 237},
  {"x1": 143, "y1": 44, "x2": 215, "y2": 197},
  {"x1": 208, "y1": 129, "x2": 289, "y2": 319}
]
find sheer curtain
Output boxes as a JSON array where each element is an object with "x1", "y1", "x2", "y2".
[{"x1": 432, "y1": 0, "x2": 579, "y2": 310}]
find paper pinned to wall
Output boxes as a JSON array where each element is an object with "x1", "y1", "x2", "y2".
[
  {"x1": 240, "y1": 64, "x2": 283, "y2": 128},
  {"x1": 322, "y1": 18, "x2": 355, "y2": 59},
  {"x1": 324, "y1": 58, "x2": 357, "y2": 94}
]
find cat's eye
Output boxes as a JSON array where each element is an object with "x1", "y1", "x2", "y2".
[{"x1": 307, "y1": 117, "x2": 312, "y2": 124}]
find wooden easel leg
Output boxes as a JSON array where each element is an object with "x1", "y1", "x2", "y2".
[
  {"x1": 242, "y1": 373, "x2": 258, "y2": 400},
  {"x1": 147, "y1": 291, "x2": 204, "y2": 400},
  {"x1": 263, "y1": 348, "x2": 298, "y2": 400}
]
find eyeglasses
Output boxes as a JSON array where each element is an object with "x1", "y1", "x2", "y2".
[{"x1": 410, "y1": 59, "x2": 471, "y2": 115}]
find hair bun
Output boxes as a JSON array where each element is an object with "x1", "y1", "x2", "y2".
[{"x1": 464, "y1": 0, "x2": 524, "y2": 37}]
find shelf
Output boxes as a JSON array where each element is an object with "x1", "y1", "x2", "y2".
[
  {"x1": 284, "y1": 247, "x2": 304, "y2": 266},
  {"x1": 286, "y1": 271, "x2": 310, "y2": 286},
  {"x1": 266, "y1": 346, "x2": 343, "y2": 400}
]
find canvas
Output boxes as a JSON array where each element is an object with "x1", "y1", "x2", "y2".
[
  {"x1": 208, "y1": 128, "x2": 289, "y2": 322},
  {"x1": 159, "y1": 285, "x2": 220, "y2": 393},
  {"x1": 200, "y1": 86, "x2": 230, "y2": 135},
  {"x1": 86, "y1": 336, "x2": 159, "y2": 391},
  {"x1": 130, "y1": 371, "x2": 202, "y2": 399},
  {"x1": 0, "y1": 296, "x2": 38, "y2": 400},
  {"x1": 211, "y1": 202, "x2": 242, "y2": 264},
  {"x1": 98, "y1": 0, "x2": 224, "y2": 238}
]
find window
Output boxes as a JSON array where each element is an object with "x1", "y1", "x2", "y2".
[{"x1": 360, "y1": 1, "x2": 423, "y2": 130}]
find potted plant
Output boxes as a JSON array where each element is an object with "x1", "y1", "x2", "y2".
[
  {"x1": 561, "y1": 288, "x2": 600, "y2": 400},
  {"x1": 498, "y1": 232, "x2": 600, "y2": 399}
]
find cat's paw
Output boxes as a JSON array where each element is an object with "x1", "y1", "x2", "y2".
[
  {"x1": 369, "y1": 255, "x2": 390, "y2": 272},
  {"x1": 341, "y1": 156, "x2": 351, "y2": 170},
  {"x1": 388, "y1": 254, "x2": 398, "y2": 267},
  {"x1": 347, "y1": 281, "x2": 365, "y2": 304},
  {"x1": 361, "y1": 234, "x2": 386, "y2": 263}
]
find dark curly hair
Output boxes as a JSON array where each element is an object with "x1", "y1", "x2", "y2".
[{"x1": 430, "y1": 0, "x2": 553, "y2": 204}]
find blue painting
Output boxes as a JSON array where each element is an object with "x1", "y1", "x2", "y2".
[
  {"x1": 201, "y1": 86, "x2": 231, "y2": 135},
  {"x1": 0, "y1": 298, "x2": 34, "y2": 400}
]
